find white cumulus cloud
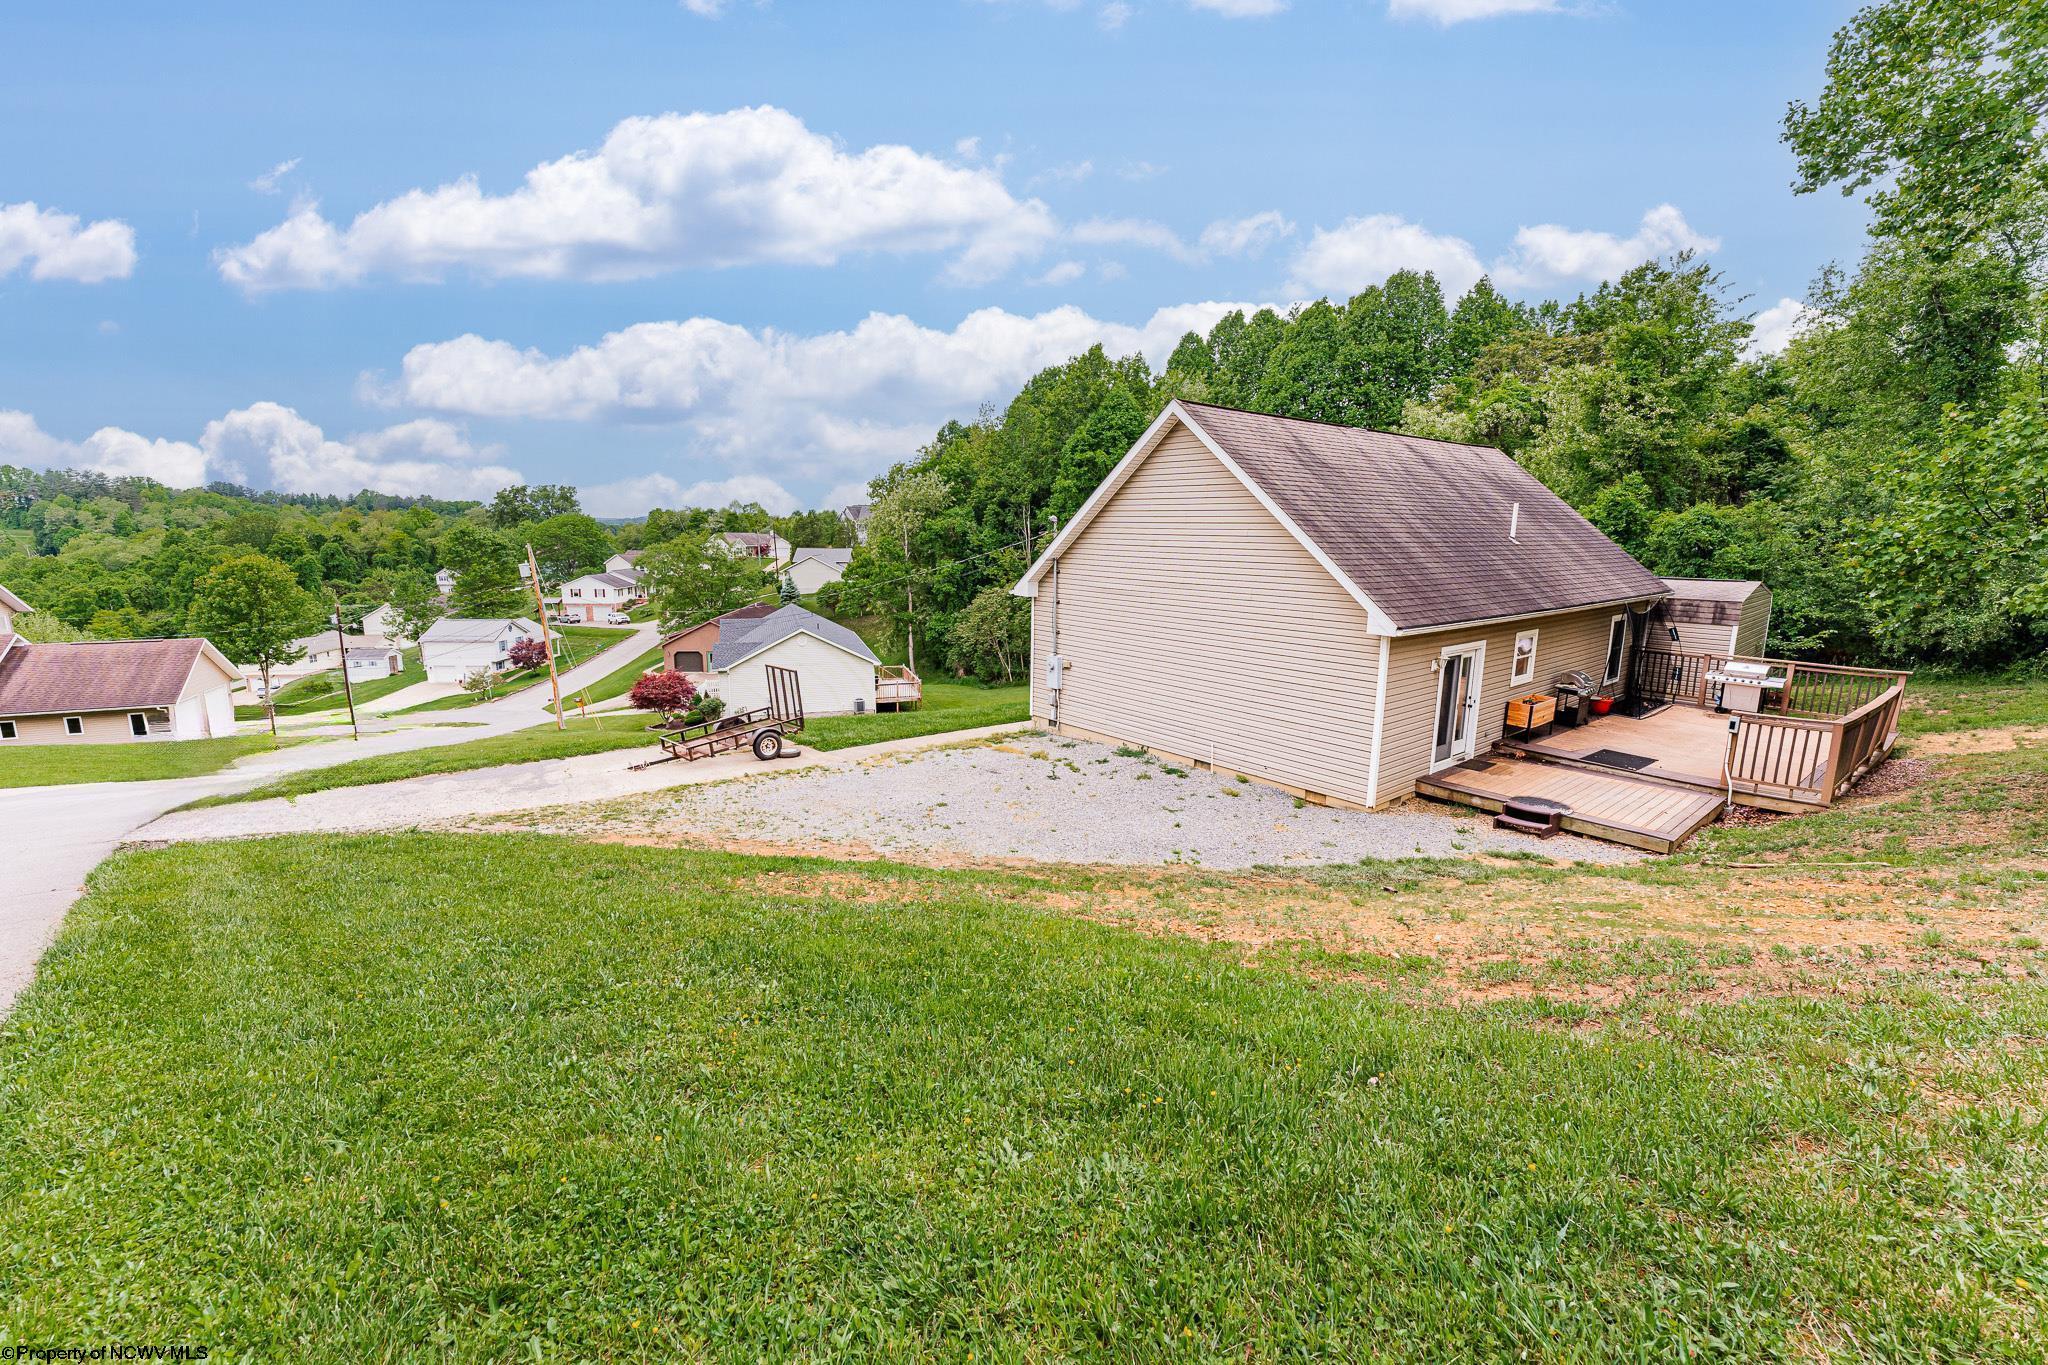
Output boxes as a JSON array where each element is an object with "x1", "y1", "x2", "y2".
[
  {"x1": 1495, "y1": 203, "x2": 1719, "y2": 289},
  {"x1": 214, "y1": 107, "x2": 1059, "y2": 292},
  {"x1": 370, "y1": 301, "x2": 1263, "y2": 490},
  {"x1": 0, "y1": 405, "x2": 522, "y2": 498},
  {"x1": 1284, "y1": 213, "x2": 1488, "y2": 297},
  {"x1": 1072, "y1": 210, "x2": 1292, "y2": 264},
  {"x1": 0, "y1": 411, "x2": 207, "y2": 487},
  {"x1": 1746, "y1": 297, "x2": 1816, "y2": 357},
  {"x1": 1388, "y1": 0, "x2": 1565, "y2": 22},
  {"x1": 0, "y1": 202, "x2": 138, "y2": 283}
]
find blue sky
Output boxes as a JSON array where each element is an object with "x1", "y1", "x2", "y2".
[{"x1": 0, "y1": 0, "x2": 1869, "y2": 516}]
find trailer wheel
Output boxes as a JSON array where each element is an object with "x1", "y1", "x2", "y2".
[{"x1": 752, "y1": 728, "x2": 784, "y2": 761}]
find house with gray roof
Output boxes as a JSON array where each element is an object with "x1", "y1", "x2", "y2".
[
  {"x1": 660, "y1": 603, "x2": 880, "y2": 715},
  {"x1": 558, "y1": 566, "x2": 646, "y2": 623},
  {"x1": 1012, "y1": 400, "x2": 1678, "y2": 810},
  {"x1": 418, "y1": 617, "x2": 555, "y2": 684},
  {"x1": 784, "y1": 546, "x2": 853, "y2": 596}
]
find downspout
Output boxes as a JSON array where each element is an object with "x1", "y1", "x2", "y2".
[{"x1": 1048, "y1": 555, "x2": 1061, "y2": 728}]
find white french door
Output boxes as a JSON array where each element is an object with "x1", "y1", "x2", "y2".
[{"x1": 1431, "y1": 643, "x2": 1484, "y2": 770}]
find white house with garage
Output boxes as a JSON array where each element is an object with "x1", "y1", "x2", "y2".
[
  {"x1": 558, "y1": 567, "x2": 646, "y2": 623},
  {"x1": 418, "y1": 617, "x2": 555, "y2": 683},
  {"x1": 699, "y1": 604, "x2": 879, "y2": 715}
]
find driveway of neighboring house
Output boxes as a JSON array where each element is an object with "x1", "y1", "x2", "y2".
[{"x1": 0, "y1": 621, "x2": 661, "y2": 1013}]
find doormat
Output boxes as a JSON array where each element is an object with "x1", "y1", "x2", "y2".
[{"x1": 1584, "y1": 748, "x2": 1656, "y2": 771}]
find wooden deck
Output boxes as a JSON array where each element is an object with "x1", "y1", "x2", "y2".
[
  {"x1": 1416, "y1": 755, "x2": 1727, "y2": 854},
  {"x1": 1502, "y1": 704, "x2": 1759, "y2": 790}
]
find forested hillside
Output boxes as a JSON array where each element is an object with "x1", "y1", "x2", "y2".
[{"x1": 833, "y1": 0, "x2": 2047, "y2": 683}]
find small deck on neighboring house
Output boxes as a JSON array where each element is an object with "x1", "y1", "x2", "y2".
[
  {"x1": 875, "y1": 665, "x2": 922, "y2": 711},
  {"x1": 1419, "y1": 653, "x2": 1911, "y2": 852}
]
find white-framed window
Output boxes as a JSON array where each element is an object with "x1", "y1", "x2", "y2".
[
  {"x1": 1603, "y1": 614, "x2": 1627, "y2": 685},
  {"x1": 128, "y1": 712, "x2": 149, "y2": 737},
  {"x1": 1511, "y1": 629, "x2": 1539, "y2": 686},
  {"x1": 64, "y1": 715, "x2": 84, "y2": 736},
  {"x1": 0, "y1": 720, "x2": 15, "y2": 739}
]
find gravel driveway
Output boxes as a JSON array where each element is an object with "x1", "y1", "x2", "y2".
[{"x1": 516, "y1": 734, "x2": 1642, "y2": 868}]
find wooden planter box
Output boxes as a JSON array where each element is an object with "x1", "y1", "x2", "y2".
[{"x1": 1506, "y1": 693, "x2": 1556, "y2": 731}]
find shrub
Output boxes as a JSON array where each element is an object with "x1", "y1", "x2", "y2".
[
  {"x1": 683, "y1": 693, "x2": 727, "y2": 726},
  {"x1": 629, "y1": 670, "x2": 696, "y2": 714}
]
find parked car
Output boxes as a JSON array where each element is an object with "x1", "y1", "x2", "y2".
[{"x1": 605, "y1": 610, "x2": 633, "y2": 624}]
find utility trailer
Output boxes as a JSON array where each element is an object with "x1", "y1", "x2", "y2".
[{"x1": 634, "y1": 664, "x2": 804, "y2": 768}]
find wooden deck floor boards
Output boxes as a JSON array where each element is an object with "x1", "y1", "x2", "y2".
[{"x1": 1418, "y1": 755, "x2": 1726, "y2": 854}]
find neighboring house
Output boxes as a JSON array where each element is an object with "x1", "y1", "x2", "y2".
[
  {"x1": 558, "y1": 568, "x2": 646, "y2": 623},
  {"x1": 418, "y1": 617, "x2": 554, "y2": 683},
  {"x1": 712, "y1": 531, "x2": 791, "y2": 567},
  {"x1": 1651, "y1": 578, "x2": 1771, "y2": 659},
  {"x1": 604, "y1": 550, "x2": 642, "y2": 575},
  {"x1": 784, "y1": 547, "x2": 853, "y2": 596},
  {"x1": 0, "y1": 635, "x2": 240, "y2": 743},
  {"x1": 841, "y1": 504, "x2": 872, "y2": 545},
  {"x1": 660, "y1": 602, "x2": 777, "y2": 674},
  {"x1": 700, "y1": 604, "x2": 879, "y2": 715},
  {"x1": 0, "y1": 582, "x2": 27, "y2": 634},
  {"x1": 356, "y1": 604, "x2": 405, "y2": 645},
  {"x1": 288, "y1": 631, "x2": 391, "y2": 672},
  {"x1": 1011, "y1": 400, "x2": 1672, "y2": 810},
  {"x1": 434, "y1": 568, "x2": 457, "y2": 597},
  {"x1": 345, "y1": 646, "x2": 404, "y2": 682}
]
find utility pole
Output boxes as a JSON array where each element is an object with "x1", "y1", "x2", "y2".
[
  {"x1": 902, "y1": 518, "x2": 917, "y2": 676},
  {"x1": 526, "y1": 543, "x2": 566, "y2": 730},
  {"x1": 332, "y1": 592, "x2": 360, "y2": 741}
]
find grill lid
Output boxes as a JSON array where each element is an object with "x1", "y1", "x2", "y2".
[{"x1": 1553, "y1": 669, "x2": 1596, "y2": 695}]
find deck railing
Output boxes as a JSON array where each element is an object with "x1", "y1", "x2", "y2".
[
  {"x1": 1630, "y1": 650, "x2": 1910, "y2": 807},
  {"x1": 875, "y1": 665, "x2": 923, "y2": 709}
]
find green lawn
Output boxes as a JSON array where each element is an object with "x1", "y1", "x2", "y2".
[
  {"x1": 0, "y1": 733, "x2": 292, "y2": 788},
  {"x1": 1904, "y1": 669, "x2": 2048, "y2": 736},
  {"x1": 236, "y1": 649, "x2": 426, "y2": 721},
  {"x1": 804, "y1": 680, "x2": 1028, "y2": 750},
  {"x1": 2, "y1": 817, "x2": 2042, "y2": 1357},
  {"x1": 180, "y1": 713, "x2": 662, "y2": 808},
  {"x1": 388, "y1": 626, "x2": 637, "y2": 715}
]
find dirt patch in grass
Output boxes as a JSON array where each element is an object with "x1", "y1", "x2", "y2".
[
  {"x1": 1906, "y1": 725, "x2": 2048, "y2": 756},
  {"x1": 537, "y1": 828, "x2": 2048, "y2": 1010}
]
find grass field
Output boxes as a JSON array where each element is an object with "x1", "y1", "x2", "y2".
[
  {"x1": 389, "y1": 626, "x2": 636, "y2": 715},
  {"x1": 236, "y1": 650, "x2": 426, "y2": 721},
  {"x1": 803, "y1": 680, "x2": 1027, "y2": 750},
  {"x1": 0, "y1": 733, "x2": 293, "y2": 788},
  {"x1": 3, "y1": 777, "x2": 2043, "y2": 1356},
  {"x1": 1904, "y1": 669, "x2": 2048, "y2": 735}
]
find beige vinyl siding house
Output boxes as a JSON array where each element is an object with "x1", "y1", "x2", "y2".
[
  {"x1": 1015, "y1": 401, "x2": 1671, "y2": 810},
  {"x1": 1026, "y1": 423, "x2": 1384, "y2": 807},
  {"x1": 0, "y1": 636, "x2": 240, "y2": 743}
]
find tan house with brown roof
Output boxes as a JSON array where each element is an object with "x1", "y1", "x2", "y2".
[
  {"x1": 1012, "y1": 400, "x2": 1673, "y2": 810},
  {"x1": 0, "y1": 633, "x2": 241, "y2": 743}
]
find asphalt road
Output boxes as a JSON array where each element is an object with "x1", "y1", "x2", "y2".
[{"x1": 0, "y1": 621, "x2": 659, "y2": 1013}]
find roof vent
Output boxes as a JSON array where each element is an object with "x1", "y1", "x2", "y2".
[{"x1": 1509, "y1": 501, "x2": 1521, "y2": 541}]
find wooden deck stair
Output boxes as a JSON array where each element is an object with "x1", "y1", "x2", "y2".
[{"x1": 1417, "y1": 755, "x2": 1727, "y2": 854}]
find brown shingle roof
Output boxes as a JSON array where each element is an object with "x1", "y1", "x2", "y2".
[
  {"x1": 1173, "y1": 402, "x2": 1669, "y2": 631},
  {"x1": 0, "y1": 637, "x2": 220, "y2": 717}
]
